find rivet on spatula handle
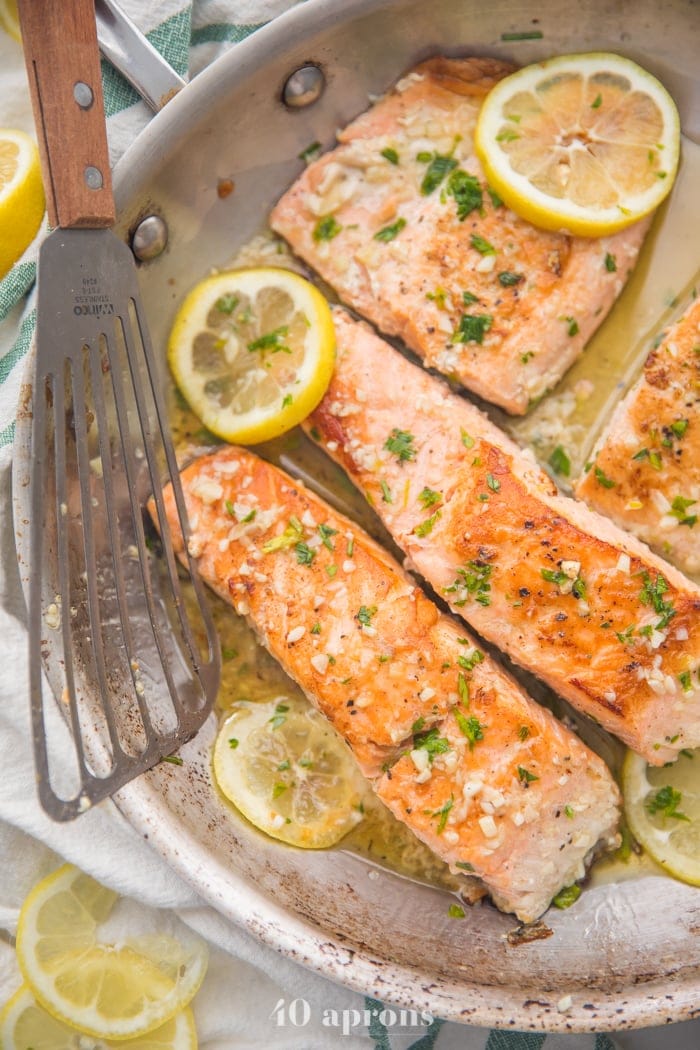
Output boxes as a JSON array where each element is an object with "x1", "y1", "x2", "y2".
[{"x1": 18, "y1": 0, "x2": 115, "y2": 229}]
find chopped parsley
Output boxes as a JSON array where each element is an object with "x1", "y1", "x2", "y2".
[
  {"x1": 670, "y1": 418, "x2": 689, "y2": 439},
  {"x1": 420, "y1": 153, "x2": 457, "y2": 195},
  {"x1": 639, "y1": 571, "x2": 676, "y2": 630},
  {"x1": 679, "y1": 670, "x2": 692, "y2": 692},
  {"x1": 487, "y1": 185, "x2": 503, "y2": 208},
  {"x1": 318, "y1": 523, "x2": 337, "y2": 550},
  {"x1": 298, "y1": 140, "x2": 322, "y2": 163},
  {"x1": 460, "y1": 428, "x2": 475, "y2": 449},
  {"x1": 221, "y1": 646, "x2": 238, "y2": 661},
  {"x1": 419, "y1": 487, "x2": 442, "y2": 508},
  {"x1": 548, "y1": 445, "x2": 571, "y2": 477},
  {"x1": 247, "y1": 326, "x2": 291, "y2": 354},
  {"x1": 452, "y1": 312, "x2": 493, "y2": 345},
  {"x1": 445, "y1": 560, "x2": 492, "y2": 607},
  {"x1": 562, "y1": 315, "x2": 579, "y2": 337},
  {"x1": 541, "y1": 568, "x2": 570, "y2": 587},
  {"x1": 671, "y1": 495, "x2": 697, "y2": 527},
  {"x1": 455, "y1": 860, "x2": 475, "y2": 872},
  {"x1": 462, "y1": 290, "x2": 479, "y2": 305},
  {"x1": 311, "y1": 622, "x2": 322, "y2": 635},
  {"x1": 215, "y1": 293, "x2": 239, "y2": 315},
  {"x1": 414, "y1": 511, "x2": 442, "y2": 537},
  {"x1": 295, "y1": 541, "x2": 316, "y2": 565},
  {"x1": 591, "y1": 93, "x2": 603, "y2": 109},
  {"x1": 486, "y1": 473, "x2": 500, "y2": 492},
  {"x1": 228, "y1": 737, "x2": 239, "y2": 749},
  {"x1": 470, "y1": 233, "x2": 496, "y2": 256},
  {"x1": 263, "y1": 516, "x2": 303, "y2": 553},
  {"x1": 356, "y1": 605, "x2": 377, "y2": 627},
  {"x1": 517, "y1": 766, "x2": 539, "y2": 786},
  {"x1": 282, "y1": 394, "x2": 293, "y2": 408},
  {"x1": 604, "y1": 252, "x2": 617, "y2": 272},
  {"x1": 312, "y1": 215, "x2": 342, "y2": 242},
  {"x1": 384, "y1": 428, "x2": 416, "y2": 462},
  {"x1": 594, "y1": 465, "x2": 616, "y2": 489},
  {"x1": 457, "y1": 714, "x2": 486, "y2": 750},
  {"x1": 646, "y1": 785, "x2": 690, "y2": 821},
  {"x1": 498, "y1": 271, "x2": 524, "y2": 286},
  {"x1": 413, "y1": 726, "x2": 451, "y2": 762},
  {"x1": 518, "y1": 725, "x2": 530, "y2": 742},
  {"x1": 433, "y1": 795, "x2": 454, "y2": 833},
  {"x1": 380, "y1": 479, "x2": 393, "y2": 503},
  {"x1": 500, "y1": 29, "x2": 543, "y2": 40},
  {"x1": 381, "y1": 146, "x2": 399, "y2": 165},
  {"x1": 272, "y1": 783, "x2": 287, "y2": 799},
  {"x1": 426, "y1": 287, "x2": 448, "y2": 308},
  {"x1": 447, "y1": 168, "x2": 483, "y2": 220},
  {"x1": 457, "y1": 647, "x2": 484, "y2": 672},
  {"x1": 564, "y1": 804, "x2": 575, "y2": 819},
  {"x1": 448, "y1": 903, "x2": 466, "y2": 919},
  {"x1": 457, "y1": 672, "x2": 469, "y2": 704},
  {"x1": 553, "y1": 884, "x2": 582, "y2": 909},
  {"x1": 374, "y1": 217, "x2": 407, "y2": 242},
  {"x1": 496, "y1": 128, "x2": 520, "y2": 143}
]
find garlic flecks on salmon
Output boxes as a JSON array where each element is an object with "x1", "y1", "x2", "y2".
[
  {"x1": 576, "y1": 296, "x2": 700, "y2": 576},
  {"x1": 307, "y1": 308, "x2": 700, "y2": 766},
  {"x1": 270, "y1": 56, "x2": 650, "y2": 415},
  {"x1": 160, "y1": 446, "x2": 620, "y2": 923}
]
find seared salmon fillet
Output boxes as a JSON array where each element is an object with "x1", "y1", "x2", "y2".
[
  {"x1": 576, "y1": 297, "x2": 700, "y2": 576},
  {"x1": 270, "y1": 56, "x2": 650, "y2": 414},
  {"x1": 161, "y1": 445, "x2": 620, "y2": 922},
  {"x1": 307, "y1": 308, "x2": 700, "y2": 765}
]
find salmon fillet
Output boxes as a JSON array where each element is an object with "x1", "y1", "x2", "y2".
[
  {"x1": 307, "y1": 308, "x2": 700, "y2": 765},
  {"x1": 161, "y1": 445, "x2": 620, "y2": 922},
  {"x1": 576, "y1": 297, "x2": 700, "y2": 576},
  {"x1": 270, "y1": 56, "x2": 650, "y2": 415}
]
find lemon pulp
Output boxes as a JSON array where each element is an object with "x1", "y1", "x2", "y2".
[
  {"x1": 622, "y1": 748, "x2": 700, "y2": 886},
  {"x1": 475, "y1": 52, "x2": 680, "y2": 236},
  {"x1": 15, "y1": 865, "x2": 208, "y2": 1039},
  {"x1": 213, "y1": 695, "x2": 367, "y2": 848},
  {"x1": 167, "y1": 267, "x2": 336, "y2": 444}
]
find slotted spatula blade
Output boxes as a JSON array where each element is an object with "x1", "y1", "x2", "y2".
[{"x1": 19, "y1": 0, "x2": 220, "y2": 820}]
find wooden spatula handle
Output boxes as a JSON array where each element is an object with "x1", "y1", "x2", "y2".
[{"x1": 18, "y1": 0, "x2": 116, "y2": 229}]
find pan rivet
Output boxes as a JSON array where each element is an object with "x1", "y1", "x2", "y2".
[
  {"x1": 84, "y1": 166, "x2": 103, "y2": 190},
  {"x1": 283, "y1": 65, "x2": 325, "y2": 108},
  {"x1": 131, "y1": 215, "x2": 169, "y2": 262},
  {"x1": 73, "y1": 81, "x2": 94, "y2": 109}
]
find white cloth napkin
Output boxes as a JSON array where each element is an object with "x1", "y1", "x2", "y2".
[{"x1": 0, "y1": 3, "x2": 695, "y2": 1046}]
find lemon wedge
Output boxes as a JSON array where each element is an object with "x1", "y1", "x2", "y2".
[
  {"x1": 622, "y1": 748, "x2": 700, "y2": 886},
  {"x1": 0, "y1": 985, "x2": 198, "y2": 1050},
  {"x1": 0, "y1": 0, "x2": 20, "y2": 42},
  {"x1": 168, "y1": 267, "x2": 336, "y2": 444},
  {"x1": 213, "y1": 695, "x2": 366, "y2": 848},
  {"x1": 0, "y1": 128, "x2": 45, "y2": 278},
  {"x1": 475, "y1": 52, "x2": 680, "y2": 236},
  {"x1": 15, "y1": 865, "x2": 208, "y2": 1040}
]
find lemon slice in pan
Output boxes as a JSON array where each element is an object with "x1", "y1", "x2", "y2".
[
  {"x1": 168, "y1": 267, "x2": 336, "y2": 444},
  {"x1": 475, "y1": 52, "x2": 680, "y2": 236},
  {"x1": 213, "y1": 695, "x2": 366, "y2": 848},
  {"x1": 622, "y1": 748, "x2": 700, "y2": 886}
]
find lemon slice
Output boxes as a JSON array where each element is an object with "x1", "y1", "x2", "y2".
[
  {"x1": 0, "y1": 128, "x2": 45, "y2": 278},
  {"x1": 15, "y1": 865, "x2": 208, "y2": 1039},
  {"x1": 475, "y1": 52, "x2": 680, "y2": 236},
  {"x1": 0, "y1": 986, "x2": 197, "y2": 1050},
  {"x1": 213, "y1": 695, "x2": 366, "y2": 848},
  {"x1": 622, "y1": 748, "x2": 700, "y2": 886},
  {"x1": 168, "y1": 267, "x2": 336, "y2": 444},
  {"x1": 0, "y1": 0, "x2": 20, "y2": 42}
]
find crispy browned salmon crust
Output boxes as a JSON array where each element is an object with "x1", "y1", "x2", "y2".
[
  {"x1": 270, "y1": 56, "x2": 650, "y2": 414},
  {"x1": 576, "y1": 297, "x2": 700, "y2": 576},
  {"x1": 161, "y1": 446, "x2": 620, "y2": 922},
  {"x1": 307, "y1": 308, "x2": 700, "y2": 765}
]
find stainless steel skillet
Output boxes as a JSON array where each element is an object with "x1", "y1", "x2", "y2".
[{"x1": 13, "y1": 0, "x2": 700, "y2": 1033}]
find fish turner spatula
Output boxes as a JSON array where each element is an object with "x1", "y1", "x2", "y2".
[{"x1": 19, "y1": 0, "x2": 221, "y2": 820}]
